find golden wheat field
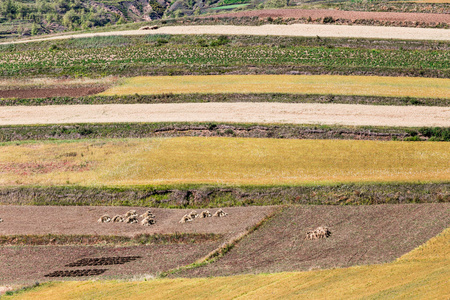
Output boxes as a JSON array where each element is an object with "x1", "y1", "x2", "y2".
[
  {"x1": 99, "y1": 75, "x2": 450, "y2": 99},
  {"x1": 1, "y1": 137, "x2": 449, "y2": 186},
  {"x1": 5, "y1": 228, "x2": 449, "y2": 300}
]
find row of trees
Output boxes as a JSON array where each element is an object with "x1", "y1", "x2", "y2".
[{"x1": 0, "y1": 0, "x2": 121, "y2": 32}]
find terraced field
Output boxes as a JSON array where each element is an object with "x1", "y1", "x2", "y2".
[
  {"x1": 4, "y1": 228, "x2": 449, "y2": 299},
  {"x1": 1, "y1": 9, "x2": 449, "y2": 298},
  {"x1": 1, "y1": 138, "x2": 449, "y2": 186}
]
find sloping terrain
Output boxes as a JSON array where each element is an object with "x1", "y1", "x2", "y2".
[
  {"x1": 3, "y1": 213, "x2": 449, "y2": 299},
  {"x1": 175, "y1": 203, "x2": 450, "y2": 277}
]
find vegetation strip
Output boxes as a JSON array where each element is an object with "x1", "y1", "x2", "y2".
[
  {"x1": 0, "y1": 233, "x2": 222, "y2": 246},
  {"x1": 1, "y1": 35, "x2": 448, "y2": 78},
  {"x1": 1, "y1": 183, "x2": 448, "y2": 207},
  {"x1": 100, "y1": 75, "x2": 450, "y2": 99},
  {"x1": 160, "y1": 208, "x2": 280, "y2": 277},
  {"x1": 1, "y1": 93, "x2": 449, "y2": 107},
  {"x1": 4, "y1": 228, "x2": 449, "y2": 299},
  {"x1": 1, "y1": 123, "x2": 449, "y2": 143}
]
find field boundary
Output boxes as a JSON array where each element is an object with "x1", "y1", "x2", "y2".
[
  {"x1": 160, "y1": 208, "x2": 281, "y2": 277},
  {"x1": 2, "y1": 93, "x2": 448, "y2": 107},
  {"x1": 1, "y1": 123, "x2": 449, "y2": 142},
  {"x1": 1, "y1": 183, "x2": 448, "y2": 208}
]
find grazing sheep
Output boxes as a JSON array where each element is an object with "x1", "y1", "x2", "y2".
[
  {"x1": 0, "y1": 217, "x2": 3, "y2": 223},
  {"x1": 97, "y1": 215, "x2": 111, "y2": 223},
  {"x1": 139, "y1": 25, "x2": 159, "y2": 30},
  {"x1": 140, "y1": 210, "x2": 155, "y2": 219},
  {"x1": 124, "y1": 210, "x2": 137, "y2": 218},
  {"x1": 125, "y1": 215, "x2": 138, "y2": 224},
  {"x1": 306, "y1": 226, "x2": 331, "y2": 240},
  {"x1": 112, "y1": 215, "x2": 124, "y2": 223},
  {"x1": 213, "y1": 209, "x2": 228, "y2": 217},
  {"x1": 141, "y1": 217, "x2": 156, "y2": 226},
  {"x1": 179, "y1": 214, "x2": 193, "y2": 223},
  {"x1": 189, "y1": 210, "x2": 199, "y2": 219},
  {"x1": 199, "y1": 210, "x2": 212, "y2": 218}
]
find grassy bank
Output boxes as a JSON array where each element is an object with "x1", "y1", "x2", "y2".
[
  {"x1": 1, "y1": 93, "x2": 449, "y2": 107},
  {"x1": 1, "y1": 35, "x2": 448, "y2": 78},
  {"x1": 1, "y1": 123, "x2": 449, "y2": 143},
  {"x1": 5, "y1": 228, "x2": 449, "y2": 299},
  {"x1": 1, "y1": 182, "x2": 448, "y2": 207},
  {"x1": 1, "y1": 137, "x2": 449, "y2": 187}
]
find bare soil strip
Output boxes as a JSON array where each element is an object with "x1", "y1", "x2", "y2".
[
  {"x1": 0, "y1": 206, "x2": 274, "y2": 238},
  {"x1": 1, "y1": 103, "x2": 448, "y2": 127},
  {"x1": 212, "y1": 8, "x2": 450, "y2": 24},
  {"x1": 1, "y1": 24, "x2": 449, "y2": 45},
  {"x1": 175, "y1": 203, "x2": 450, "y2": 278},
  {"x1": 0, "y1": 87, "x2": 107, "y2": 99}
]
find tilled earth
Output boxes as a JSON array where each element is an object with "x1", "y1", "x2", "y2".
[
  {"x1": 174, "y1": 203, "x2": 450, "y2": 277},
  {"x1": 0, "y1": 206, "x2": 275, "y2": 238},
  {"x1": 211, "y1": 9, "x2": 450, "y2": 27},
  {"x1": 0, "y1": 87, "x2": 107, "y2": 99}
]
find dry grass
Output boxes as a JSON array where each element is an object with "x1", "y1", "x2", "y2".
[
  {"x1": 1, "y1": 137, "x2": 449, "y2": 186},
  {"x1": 5, "y1": 228, "x2": 449, "y2": 300},
  {"x1": 99, "y1": 75, "x2": 450, "y2": 99}
]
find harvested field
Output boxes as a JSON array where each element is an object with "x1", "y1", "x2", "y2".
[
  {"x1": 0, "y1": 87, "x2": 107, "y2": 99},
  {"x1": 100, "y1": 75, "x2": 450, "y2": 99},
  {"x1": 1, "y1": 103, "x2": 449, "y2": 127},
  {"x1": 0, "y1": 243, "x2": 221, "y2": 285},
  {"x1": 0, "y1": 206, "x2": 274, "y2": 238},
  {"x1": 1, "y1": 24, "x2": 449, "y2": 46},
  {"x1": 0, "y1": 138, "x2": 449, "y2": 186},
  {"x1": 5, "y1": 215, "x2": 449, "y2": 300},
  {"x1": 175, "y1": 203, "x2": 450, "y2": 277},
  {"x1": 212, "y1": 9, "x2": 450, "y2": 25}
]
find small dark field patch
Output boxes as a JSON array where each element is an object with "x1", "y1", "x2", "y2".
[
  {"x1": 66, "y1": 256, "x2": 141, "y2": 267},
  {"x1": 44, "y1": 269, "x2": 107, "y2": 278}
]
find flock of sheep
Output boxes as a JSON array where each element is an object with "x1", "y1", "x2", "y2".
[
  {"x1": 179, "y1": 209, "x2": 228, "y2": 223},
  {"x1": 98, "y1": 209, "x2": 156, "y2": 226},
  {"x1": 305, "y1": 226, "x2": 331, "y2": 240},
  {"x1": 97, "y1": 208, "x2": 229, "y2": 226}
]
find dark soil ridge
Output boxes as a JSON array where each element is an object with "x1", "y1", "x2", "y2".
[
  {"x1": 0, "y1": 183, "x2": 448, "y2": 208},
  {"x1": 1, "y1": 123, "x2": 448, "y2": 143},
  {"x1": 0, "y1": 87, "x2": 107, "y2": 99},
  {"x1": 2, "y1": 93, "x2": 448, "y2": 106},
  {"x1": 0, "y1": 233, "x2": 222, "y2": 246}
]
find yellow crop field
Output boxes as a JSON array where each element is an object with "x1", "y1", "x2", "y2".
[
  {"x1": 99, "y1": 75, "x2": 450, "y2": 99},
  {"x1": 7, "y1": 228, "x2": 449, "y2": 300},
  {"x1": 1, "y1": 137, "x2": 449, "y2": 186}
]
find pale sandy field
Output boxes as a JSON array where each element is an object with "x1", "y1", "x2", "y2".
[
  {"x1": 1, "y1": 103, "x2": 449, "y2": 127},
  {"x1": 1, "y1": 24, "x2": 449, "y2": 45}
]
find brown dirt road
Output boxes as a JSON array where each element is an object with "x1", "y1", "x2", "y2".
[
  {"x1": 1, "y1": 103, "x2": 449, "y2": 127},
  {"x1": 1, "y1": 24, "x2": 449, "y2": 46}
]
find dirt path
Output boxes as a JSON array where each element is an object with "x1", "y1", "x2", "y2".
[
  {"x1": 1, "y1": 103, "x2": 449, "y2": 127},
  {"x1": 1, "y1": 24, "x2": 449, "y2": 45}
]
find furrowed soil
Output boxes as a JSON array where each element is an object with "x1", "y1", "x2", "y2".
[
  {"x1": 0, "y1": 243, "x2": 220, "y2": 285},
  {"x1": 1, "y1": 103, "x2": 449, "y2": 127},
  {"x1": 0, "y1": 87, "x2": 107, "y2": 99},
  {"x1": 8, "y1": 228, "x2": 448, "y2": 299},
  {"x1": 174, "y1": 203, "x2": 450, "y2": 278},
  {"x1": 212, "y1": 9, "x2": 450, "y2": 26},
  {"x1": 0, "y1": 206, "x2": 274, "y2": 285},
  {"x1": 0, "y1": 206, "x2": 274, "y2": 237}
]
